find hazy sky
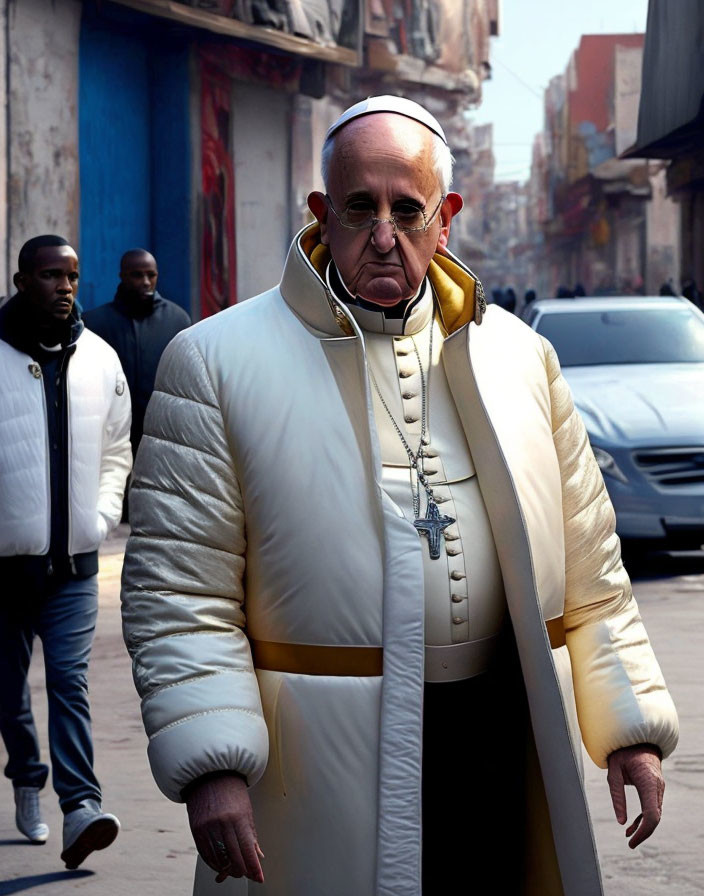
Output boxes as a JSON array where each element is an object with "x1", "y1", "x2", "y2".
[{"x1": 473, "y1": 0, "x2": 649, "y2": 182}]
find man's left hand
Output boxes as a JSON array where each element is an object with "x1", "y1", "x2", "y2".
[{"x1": 607, "y1": 743, "x2": 664, "y2": 849}]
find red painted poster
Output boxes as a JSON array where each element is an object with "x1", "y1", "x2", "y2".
[{"x1": 200, "y1": 62, "x2": 237, "y2": 317}]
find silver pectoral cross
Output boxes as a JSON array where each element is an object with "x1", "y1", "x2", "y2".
[{"x1": 414, "y1": 499, "x2": 455, "y2": 560}]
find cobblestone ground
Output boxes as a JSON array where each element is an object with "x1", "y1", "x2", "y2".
[{"x1": 0, "y1": 530, "x2": 702, "y2": 894}]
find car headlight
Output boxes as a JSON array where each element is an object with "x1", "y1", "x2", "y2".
[{"x1": 592, "y1": 446, "x2": 628, "y2": 483}]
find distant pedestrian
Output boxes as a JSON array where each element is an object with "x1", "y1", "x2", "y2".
[
  {"x1": 659, "y1": 281, "x2": 677, "y2": 296},
  {"x1": 573, "y1": 283, "x2": 586, "y2": 297},
  {"x1": 681, "y1": 278, "x2": 703, "y2": 310},
  {"x1": 556, "y1": 285, "x2": 574, "y2": 298},
  {"x1": 503, "y1": 286, "x2": 517, "y2": 314},
  {"x1": 490, "y1": 288, "x2": 516, "y2": 313},
  {"x1": 521, "y1": 289, "x2": 537, "y2": 321},
  {"x1": 83, "y1": 249, "x2": 191, "y2": 461},
  {"x1": 0, "y1": 235, "x2": 131, "y2": 867}
]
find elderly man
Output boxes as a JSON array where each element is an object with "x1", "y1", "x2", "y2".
[{"x1": 121, "y1": 97, "x2": 678, "y2": 896}]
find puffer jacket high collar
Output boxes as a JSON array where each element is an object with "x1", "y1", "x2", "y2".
[
  {"x1": 0, "y1": 293, "x2": 83, "y2": 359},
  {"x1": 279, "y1": 223, "x2": 487, "y2": 339}
]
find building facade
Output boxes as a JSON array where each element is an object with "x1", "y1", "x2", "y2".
[
  {"x1": 0, "y1": 0, "x2": 500, "y2": 316},
  {"x1": 527, "y1": 33, "x2": 680, "y2": 298},
  {"x1": 625, "y1": 0, "x2": 704, "y2": 298}
]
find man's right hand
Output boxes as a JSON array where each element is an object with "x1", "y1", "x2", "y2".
[{"x1": 185, "y1": 772, "x2": 264, "y2": 884}]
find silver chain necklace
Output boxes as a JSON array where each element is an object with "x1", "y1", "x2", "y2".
[{"x1": 368, "y1": 318, "x2": 455, "y2": 559}]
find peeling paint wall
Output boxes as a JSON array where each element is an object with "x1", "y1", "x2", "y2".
[{"x1": 7, "y1": 0, "x2": 81, "y2": 282}]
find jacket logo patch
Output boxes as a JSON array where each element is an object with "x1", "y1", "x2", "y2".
[
  {"x1": 115, "y1": 378, "x2": 125, "y2": 396},
  {"x1": 28, "y1": 362, "x2": 42, "y2": 379}
]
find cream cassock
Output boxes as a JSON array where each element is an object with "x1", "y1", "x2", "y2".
[{"x1": 121, "y1": 224, "x2": 678, "y2": 896}]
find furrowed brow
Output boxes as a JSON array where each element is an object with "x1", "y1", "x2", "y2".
[{"x1": 344, "y1": 190, "x2": 374, "y2": 203}]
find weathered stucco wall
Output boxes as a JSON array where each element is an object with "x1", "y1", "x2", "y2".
[
  {"x1": 231, "y1": 79, "x2": 292, "y2": 301},
  {"x1": 7, "y1": 0, "x2": 81, "y2": 281}
]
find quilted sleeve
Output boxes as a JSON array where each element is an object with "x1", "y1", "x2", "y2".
[
  {"x1": 120, "y1": 332, "x2": 268, "y2": 802},
  {"x1": 542, "y1": 336, "x2": 678, "y2": 768}
]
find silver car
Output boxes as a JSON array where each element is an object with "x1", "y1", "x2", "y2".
[{"x1": 525, "y1": 296, "x2": 704, "y2": 548}]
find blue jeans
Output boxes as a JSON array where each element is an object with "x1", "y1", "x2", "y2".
[{"x1": 0, "y1": 574, "x2": 101, "y2": 812}]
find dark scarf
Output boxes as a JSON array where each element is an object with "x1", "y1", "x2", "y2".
[
  {"x1": 0, "y1": 293, "x2": 82, "y2": 358},
  {"x1": 113, "y1": 283, "x2": 158, "y2": 319}
]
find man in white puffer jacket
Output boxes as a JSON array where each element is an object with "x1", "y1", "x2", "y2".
[
  {"x1": 0, "y1": 235, "x2": 132, "y2": 870},
  {"x1": 122, "y1": 100, "x2": 678, "y2": 896}
]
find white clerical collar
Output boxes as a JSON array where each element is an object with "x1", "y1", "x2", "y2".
[{"x1": 325, "y1": 262, "x2": 433, "y2": 336}]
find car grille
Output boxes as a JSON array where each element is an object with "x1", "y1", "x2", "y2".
[{"x1": 633, "y1": 447, "x2": 704, "y2": 487}]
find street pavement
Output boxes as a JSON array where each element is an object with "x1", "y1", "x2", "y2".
[
  {"x1": 0, "y1": 527, "x2": 196, "y2": 895},
  {"x1": 583, "y1": 554, "x2": 704, "y2": 896},
  {"x1": 1, "y1": 529, "x2": 702, "y2": 894}
]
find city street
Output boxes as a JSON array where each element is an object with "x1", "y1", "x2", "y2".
[
  {"x1": 0, "y1": 2, "x2": 702, "y2": 896},
  {"x1": 1, "y1": 529, "x2": 702, "y2": 895}
]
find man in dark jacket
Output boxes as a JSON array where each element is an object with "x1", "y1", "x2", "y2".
[
  {"x1": 83, "y1": 249, "x2": 191, "y2": 458},
  {"x1": 0, "y1": 234, "x2": 131, "y2": 868}
]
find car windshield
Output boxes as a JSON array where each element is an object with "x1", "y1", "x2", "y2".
[{"x1": 536, "y1": 307, "x2": 704, "y2": 366}]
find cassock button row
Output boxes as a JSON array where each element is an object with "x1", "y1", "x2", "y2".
[
  {"x1": 451, "y1": 570, "x2": 465, "y2": 580},
  {"x1": 446, "y1": 546, "x2": 461, "y2": 556},
  {"x1": 404, "y1": 415, "x2": 418, "y2": 424},
  {"x1": 452, "y1": 616, "x2": 464, "y2": 625},
  {"x1": 451, "y1": 594, "x2": 465, "y2": 603},
  {"x1": 398, "y1": 370, "x2": 413, "y2": 379},
  {"x1": 402, "y1": 392, "x2": 416, "y2": 400}
]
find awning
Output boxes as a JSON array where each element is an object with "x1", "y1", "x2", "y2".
[
  {"x1": 623, "y1": 0, "x2": 704, "y2": 159},
  {"x1": 112, "y1": 0, "x2": 361, "y2": 66}
]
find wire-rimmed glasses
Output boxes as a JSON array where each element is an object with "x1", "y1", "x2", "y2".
[{"x1": 325, "y1": 194, "x2": 445, "y2": 235}]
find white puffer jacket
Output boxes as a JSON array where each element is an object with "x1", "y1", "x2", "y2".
[
  {"x1": 0, "y1": 326, "x2": 132, "y2": 557},
  {"x1": 122, "y1": 225, "x2": 678, "y2": 896}
]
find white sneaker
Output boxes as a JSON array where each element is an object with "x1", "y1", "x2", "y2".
[
  {"x1": 14, "y1": 786, "x2": 49, "y2": 844},
  {"x1": 60, "y1": 799, "x2": 120, "y2": 869}
]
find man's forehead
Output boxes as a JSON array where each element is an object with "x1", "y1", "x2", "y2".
[
  {"x1": 34, "y1": 245, "x2": 78, "y2": 267},
  {"x1": 331, "y1": 116, "x2": 438, "y2": 190},
  {"x1": 326, "y1": 95, "x2": 447, "y2": 145},
  {"x1": 123, "y1": 253, "x2": 157, "y2": 270}
]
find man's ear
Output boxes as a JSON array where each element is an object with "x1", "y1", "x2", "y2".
[
  {"x1": 307, "y1": 191, "x2": 330, "y2": 245},
  {"x1": 13, "y1": 271, "x2": 25, "y2": 292},
  {"x1": 436, "y1": 192, "x2": 463, "y2": 251}
]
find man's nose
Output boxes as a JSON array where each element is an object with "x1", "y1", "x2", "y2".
[
  {"x1": 57, "y1": 276, "x2": 72, "y2": 293},
  {"x1": 371, "y1": 218, "x2": 396, "y2": 253}
]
